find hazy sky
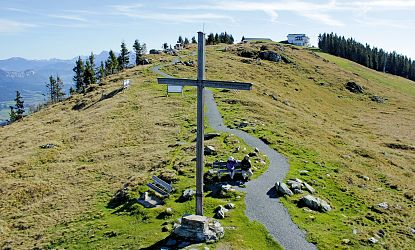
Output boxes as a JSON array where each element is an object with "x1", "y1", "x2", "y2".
[{"x1": 1, "y1": 0, "x2": 414, "y2": 60}]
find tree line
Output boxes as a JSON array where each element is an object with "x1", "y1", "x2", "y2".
[
  {"x1": 73, "y1": 39, "x2": 147, "y2": 93},
  {"x1": 318, "y1": 33, "x2": 415, "y2": 81},
  {"x1": 206, "y1": 32, "x2": 234, "y2": 45}
]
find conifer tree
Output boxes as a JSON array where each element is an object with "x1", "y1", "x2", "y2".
[
  {"x1": 133, "y1": 39, "x2": 146, "y2": 65},
  {"x1": 178, "y1": 36, "x2": 184, "y2": 45},
  {"x1": 9, "y1": 91, "x2": 24, "y2": 122},
  {"x1": 98, "y1": 61, "x2": 105, "y2": 83},
  {"x1": 73, "y1": 56, "x2": 85, "y2": 93},
  {"x1": 184, "y1": 38, "x2": 190, "y2": 46},
  {"x1": 191, "y1": 36, "x2": 197, "y2": 43},
  {"x1": 118, "y1": 41, "x2": 130, "y2": 70},
  {"x1": 162, "y1": 43, "x2": 168, "y2": 50},
  {"x1": 106, "y1": 50, "x2": 118, "y2": 75}
]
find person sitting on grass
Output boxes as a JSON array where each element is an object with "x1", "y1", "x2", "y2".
[
  {"x1": 226, "y1": 156, "x2": 237, "y2": 180},
  {"x1": 241, "y1": 155, "x2": 253, "y2": 181}
]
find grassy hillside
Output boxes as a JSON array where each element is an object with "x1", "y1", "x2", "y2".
[
  {"x1": 1, "y1": 42, "x2": 414, "y2": 249},
  {"x1": 0, "y1": 52, "x2": 278, "y2": 249},
  {"x1": 163, "y1": 43, "x2": 415, "y2": 249}
]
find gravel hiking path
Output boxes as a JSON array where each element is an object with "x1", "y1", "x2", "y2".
[{"x1": 151, "y1": 59, "x2": 316, "y2": 250}]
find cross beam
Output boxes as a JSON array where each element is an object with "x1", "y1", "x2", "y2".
[
  {"x1": 157, "y1": 32, "x2": 252, "y2": 216},
  {"x1": 157, "y1": 78, "x2": 252, "y2": 90}
]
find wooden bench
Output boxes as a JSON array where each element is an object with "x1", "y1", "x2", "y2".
[
  {"x1": 209, "y1": 160, "x2": 243, "y2": 178},
  {"x1": 146, "y1": 176, "x2": 173, "y2": 197}
]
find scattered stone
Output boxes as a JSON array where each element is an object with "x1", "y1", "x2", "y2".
[
  {"x1": 410, "y1": 227, "x2": 415, "y2": 234},
  {"x1": 371, "y1": 95, "x2": 385, "y2": 103},
  {"x1": 303, "y1": 182, "x2": 315, "y2": 194},
  {"x1": 377, "y1": 229, "x2": 386, "y2": 238},
  {"x1": 248, "y1": 152, "x2": 257, "y2": 157},
  {"x1": 103, "y1": 230, "x2": 118, "y2": 238},
  {"x1": 342, "y1": 239, "x2": 351, "y2": 244},
  {"x1": 293, "y1": 189, "x2": 303, "y2": 194},
  {"x1": 271, "y1": 94, "x2": 278, "y2": 101},
  {"x1": 173, "y1": 215, "x2": 224, "y2": 243},
  {"x1": 377, "y1": 202, "x2": 389, "y2": 210},
  {"x1": 214, "y1": 206, "x2": 228, "y2": 219},
  {"x1": 184, "y1": 60, "x2": 195, "y2": 67},
  {"x1": 162, "y1": 225, "x2": 170, "y2": 232},
  {"x1": 299, "y1": 170, "x2": 309, "y2": 175},
  {"x1": 204, "y1": 133, "x2": 220, "y2": 140},
  {"x1": 233, "y1": 147, "x2": 240, "y2": 153},
  {"x1": 368, "y1": 237, "x2": 378, "y2": 244},
  {"x1": 346, "y1": 81, "x2": 364, "y2": 94},
  {"x1": 224, "y1": 203, "x2": 236, "y2": 209},
  {"x1": 40, "y1": 143, "x2": 56, "y2": 149},
  {"x1": 204, "y1": 145, "x2": 216, "y2": 155},
  {"x1": 259, "y1": 160, "x2": 266, "y2": 165},
  {"x1": 294, "y1": 178, "x2": 303, "y2": 183},
  {"x1": 165, "y1": 207, "x2": 173, "y2": 216},
  {"x1": 259, "y1": 51, "x2": 281, "y2": 62},
  {"x1": 362, "y1": 175, "x2": 370, "y2": 181},
  {"x1": 287, "y1": 180, "x2": 302, "y2": 190},
  {"x1": 221, "y1": 184, "x2": 234, "y2": 192},
  {"x1": 299, "y1": 195, "x2": 331, "y2": 212},
  {"x1": 282, "y1": 100, "x2": 291, "y2": 107},
  {"x1": 238, "y1": 121, "x2": 249, "y2": 128},
  {"x1": 352, "y1": 228, "x2": 358, "y2": 235},
  {"x1": 182, "y1": 189, "x2": 195, "y2": 201},
  {"x1": 254, "y1": 147, "x2": 260, "y2": 153},
  {"x1": 275, "y1": 182, "x2": 293, "y2": 196},
  {"x1": 259, "y1": 136, "x2": 271, "y2": 145}
]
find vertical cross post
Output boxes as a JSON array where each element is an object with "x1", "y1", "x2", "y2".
[{"x1": 196, "y1": 31, "x2": 205, "y2": 215}]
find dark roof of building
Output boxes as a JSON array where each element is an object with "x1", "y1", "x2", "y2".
[{"x1": 243, "y1": 38, "x2": 272, "y2": 41}]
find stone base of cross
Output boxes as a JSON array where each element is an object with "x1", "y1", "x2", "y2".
[{"x1": 158, "y1": 32, "x2": 252, "y2": 215}]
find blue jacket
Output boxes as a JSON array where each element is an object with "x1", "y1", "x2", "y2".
[{"x1": 226, "y1": 159, "x2": 237, "y2": 171}]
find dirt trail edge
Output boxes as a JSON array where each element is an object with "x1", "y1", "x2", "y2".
[{"x1": 151, "y1": 60, "x2": 317, "y2": 250}]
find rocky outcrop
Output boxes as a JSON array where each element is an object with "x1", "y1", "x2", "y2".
[
  {"x1": 276, "y1": 182, "x2": 293, "y2": 196},
  {"x1": 299, "y1": 195, "x2": 331, "y2": 212},
  {"x1": 346, "y1": 81, "x2": 364, "y2": 93},
  {"x1": 204, "y1": 145, "x2": 216, "y2": 155},
  {"x1": 259, "y1": 51, "x2": 282, "y2": 62},
  {"x1": 173, "y1": 215, "x2": 224, "y2": 243}
]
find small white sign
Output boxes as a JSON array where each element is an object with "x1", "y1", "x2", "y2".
[
  {"x1": 167, "y1": 85, "x2": 182, "y2": 93},
  {"x1": 123, "y1": 79, "x2": 131, "y2": 88}
]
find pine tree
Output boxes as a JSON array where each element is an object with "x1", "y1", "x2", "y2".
[
  {"x1": 118, "y1": 41, "x2": 130, "y2": 70},
  {"x1": 207, "y1": 33, "x2": 214, "y2": 45},
  {"x1": 55, "y1": 76, "x2": 65, "y2": 102},
  {"x1": 214, "y1": 33, "x2": 219, "y2": 44},
  {"x1": 133, "y1": 39, "x2": 146, "y2": 65},
  {"x1": 9, "y1": 90, "x2": 24, "y2": 122},
  {"x1": 73, "y1": 56, "x2": 85, "y2": 93},
  {"x1": 46, "y1": 75, "x2": 57, "y2": 103},
  {"x1": 184, "y1": 37, "x2": 190, "y2": 46},
  {"x1": 106, "y1": 50, "x2": 118, "y2": 75},
  {"x1": 191, "y1": 36, "x2": 197, "y2": 44},
  {"x1": 98, "y1": 61, "x2": 105, "y2": 83},
  {"x1": 178, "y1": 36, "x2": 183, "y2": 45},
  {"x1": 162, "y1": 43, "x2": 168, "y2": 50},
  {"x1": 83, "y1": 60, "x2": 93, "y2": 89},
  {"x1": 88, "y1": 53, "x2": 96, "y2": 84},
  {"x1": 241, "y1": 36, "x2": 245, "y2": 42}
]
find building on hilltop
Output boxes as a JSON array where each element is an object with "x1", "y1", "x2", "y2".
[
  {"x1": 287, "y1": 34, "x2": 310, "y2": 46},
  {"x1": 174, "y1": 43, "x2": 183, "y2": 50},
  {"x1": 242, "y1": 37, "x2": 272, "y2": 43}
]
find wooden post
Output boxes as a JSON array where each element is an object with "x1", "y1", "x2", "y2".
[{"x1": 196, "y1": 31, "x2": 205, "y2": 215}]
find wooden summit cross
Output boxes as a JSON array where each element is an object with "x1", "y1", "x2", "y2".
[{"x1": 157, "y1": 32, "x2": 252, "y2": 215}]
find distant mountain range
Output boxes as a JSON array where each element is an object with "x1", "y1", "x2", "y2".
[{"x1": 0, "y1": 51, "x2": 112, "y2": 120}]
